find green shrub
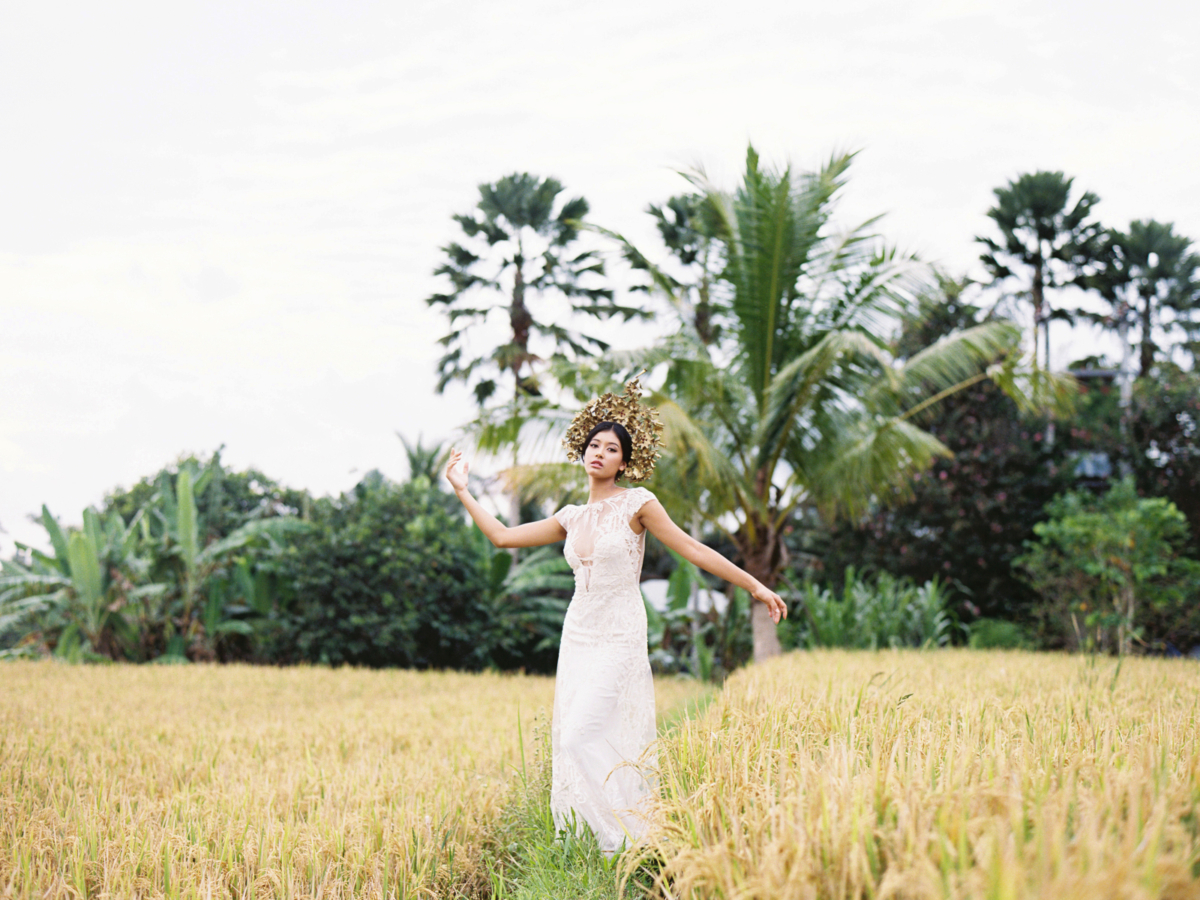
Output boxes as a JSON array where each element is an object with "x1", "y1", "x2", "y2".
[
  {"x1": 967, "y1": 618, "x2": 1030, "y2": 650},
  {"x1": 794, "y1": 568, "x2": 958, "y2": 650},
  {"x1": 272, "y1": 474, "x2": 494, "y2": 669},
  {"x1": 1017, "y1": 477, "x2": 1200, "y2": 654}
]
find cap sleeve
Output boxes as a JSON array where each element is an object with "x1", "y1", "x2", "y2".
[
  {"x1": 554, "y1": 505, "x2": 576, "y2": 531},
  {"x1": 627, "y1": 487, "x2": 657, "y2": 515}
]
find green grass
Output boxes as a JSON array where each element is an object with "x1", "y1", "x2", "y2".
[{"x1": 486, "y1": 687, "x2": 716, "y2": 900}]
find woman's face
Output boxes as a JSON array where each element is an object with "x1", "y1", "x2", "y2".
[{"x1": 584, "y1": 429, "x2": 626, "y2": 480}]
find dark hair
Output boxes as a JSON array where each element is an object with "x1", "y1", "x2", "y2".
[{"x1": 581, "y1": 421, "x2": 632, "y2": 479}]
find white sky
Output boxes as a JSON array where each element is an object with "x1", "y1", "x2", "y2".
[{"x1": 2, "y1": 0, "x2": 1198, "y2": 554}]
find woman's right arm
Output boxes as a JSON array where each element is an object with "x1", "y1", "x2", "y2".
[{"x1": 444, "y1": 449, "x2": 567, "y2": 549}]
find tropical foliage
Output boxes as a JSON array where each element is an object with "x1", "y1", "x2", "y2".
[
  {"x1": 426, "y1": 172, "x2": 644, "y2": 405},
  {"x1": 473, "y1": 535, "x2": 573, "y2": 672},
  {"x1": 599, "y1": 146, "x2": 1060, "y2": 661},
  {"x1": 1, "y1": 453, "x2": 304, "y2": 662},
  {"x1": 1127, "y1": 364, "x2": 1200, "y2": 556},
  {"x1": 643, "y1": 549, "x2": 753, "y2": 683},
  {"x1": 1016, "y1": 477, "x2": 1200, "y2": 654},
  {"x1": 791, "y1": 568, "x2": 957, "y2": 650},
  {"x1": 6, "y1": 155, "x2": 1200, "y2": 669},
  {"x1": 1091, "y1": 219, "x2": 1200, "y2": 376},
  {"x1": 425, "y1": 172, "x2": 649, "y2": 531},
  {"x1": 976, "y1": 170, "x2": 1104, "y2": 370},
  {"x1": 270, "y1": 471, "x2": 493, "y2": 669},
  {"x1": 819, "y1": 277, "x2": 1074, "y2": 625}
]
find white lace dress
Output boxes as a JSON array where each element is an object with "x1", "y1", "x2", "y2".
[{"x1": 551, "y1": 487, "x2": 657, "y2": 854}]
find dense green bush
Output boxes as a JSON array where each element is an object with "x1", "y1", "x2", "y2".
[
  {"x1": 1017, "y1": 477, "x2": 1200, "y2": 654},
  {"x1": 1128, "y1": 365, "x2": 1200, "y2": 559},
  {"x1": 967, "y1": 618, "x2": 1031, "y2": 650},
  {"x1": 271, "y1": 473, "x2": 495, "y2": 669}
]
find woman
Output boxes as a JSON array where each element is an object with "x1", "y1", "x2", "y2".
[{"x1": 444, "y1": 376, "x2": 787, "y2": 854}]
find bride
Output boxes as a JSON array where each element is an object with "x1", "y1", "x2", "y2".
[{"x1": 444, "y1": 375, "x2": 787, "y2": 855}]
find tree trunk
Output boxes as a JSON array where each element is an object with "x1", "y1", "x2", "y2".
[
  {"x1": 739, "y1": 530, "x2": 784, "y2": 662},
  {"x1": 508, "y1": 444, "x2": 520, "y2": 562},
  {"x1": 1031, "y1": 257, "x2": 1046, "y2": 370},
  {"x1": 510, "y1": 257, "x2": 534, "y2": 395},
  {"x1": 1032, "y1": 256, "x2": 1055, "y2": 445},
  {"x1": 1120, "y1": 583, "x2": 1136, "y2": 657},
  {"x1": 751, "y1": 600, "x2": 782, "y2": 662},
  {"x1": 508, "y1": 252, "x2": 528, "y2": 560},
  {"x1": 1139, "y1": 293, "x2": 1154, "y2": 377}
]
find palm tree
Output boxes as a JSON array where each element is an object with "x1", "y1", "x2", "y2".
[
  {"x1": 427, "y1": 173, "x2": 648, "y2": 531},
  {"x1": 976, "y1": 171, "x2": 1104, "y2": 371},
  {"x1": 620, "y1": 192, "x2": 724, "y2": 346},
  {"x1": 427, "y1": 172, "x2": 647, "y2": 404},
  {"x1": 1092, "y1": 220, "x2": 1200, "y2": 377},
  {"x1": 602, "y1": 147, "x2": 1063, "y2": 661},
  {"x1": 398, "y1": 434, "x2": 449, "y2": 485}
]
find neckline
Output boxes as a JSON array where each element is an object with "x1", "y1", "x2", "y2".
[{"x1": 585, "y1": 489, "x2": 630, "y2": 507}]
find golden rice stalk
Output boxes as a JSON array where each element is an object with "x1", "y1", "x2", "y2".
[
  {"x1": 628, "y1": 650, "x2": 1200, "y2": 900},
  {"x1": 0, "y1": 662, "x2": 703, "y2": 899}
]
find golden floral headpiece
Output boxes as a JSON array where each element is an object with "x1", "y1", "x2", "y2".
[{"x1": 562, "y1": 373, "x2": 664, "y2": 482}]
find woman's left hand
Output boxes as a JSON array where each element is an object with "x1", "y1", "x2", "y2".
[{"x1": 752, "y1": 585, "x2": 788, "y2": 624}]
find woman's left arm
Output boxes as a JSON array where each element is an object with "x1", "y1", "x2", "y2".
[{"x1": 637, "y1": 499, "x2": 788, "y2": 624}]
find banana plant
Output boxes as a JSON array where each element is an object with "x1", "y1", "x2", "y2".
[
  {"x1": 0, "y1": 505, "x2": 159, "y2": 659},
  {"x1": 152, "y1": 467, "x2": 308, "y2": 655},
  {"x1": 475, "y1": 527, "x2": 574, "y2": 659}
]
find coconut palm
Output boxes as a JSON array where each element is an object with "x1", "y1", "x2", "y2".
[
  {"x1": 399, "y1": 434, "x2": 449, "y2": 486},
  {"x1": 599, "y1": 147, "x2": 1065, "y2": 661}
]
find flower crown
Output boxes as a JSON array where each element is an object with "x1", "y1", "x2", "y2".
[{"x1": 562, "y1": 373, "x2": 664, "y2": 483}]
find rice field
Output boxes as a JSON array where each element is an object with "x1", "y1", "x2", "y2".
[
  {"x1": 635, "y1": 650, "x2": 1200, "y2": 899},
  {"x1": 0, "y1": 662, "x2": 701, "y2": 899},
  {"x1": 3, "y1": 652, "x2": 1199, "y2": 899}
]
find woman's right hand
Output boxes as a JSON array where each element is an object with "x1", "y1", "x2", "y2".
[{"x1": 444, "y1": 448, "x2": 470, "y2": 493}]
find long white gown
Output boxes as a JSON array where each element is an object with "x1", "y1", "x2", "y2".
[{"x1": 551, "y1": 486, "x2": 657, "y2": 854}]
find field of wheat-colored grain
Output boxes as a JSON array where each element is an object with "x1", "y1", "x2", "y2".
[
  {"x1": 0, "y1": 662, "x2": 703, "y2": 899},
  {"x1": 636, "y1": 650, "x2": 1200, "y2": 900},
  {"x1": 6, "y1": 653, "x2": 1200, "y2": 900}
]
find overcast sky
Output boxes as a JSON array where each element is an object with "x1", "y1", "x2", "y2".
[{"x1": 2, "y1": 0, "x2": 1197, "y2": 555}]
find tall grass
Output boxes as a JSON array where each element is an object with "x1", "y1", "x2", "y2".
[
  {"x1": 8, "y1": 654, "x2": 1197, "y2": 898},
  {"x1": 628, "y1": 649, "x2": 1200, "y2": 899},
  {"x1": 485, "y1": 689, "x2": 717, "y2": 900},
  {"x1": 0, "y1": 662, "x2": 704, "y2": 898}
]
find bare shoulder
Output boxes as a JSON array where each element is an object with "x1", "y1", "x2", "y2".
[{"x1": 634, "y1": 495, "x2": 692, "y2": 548}]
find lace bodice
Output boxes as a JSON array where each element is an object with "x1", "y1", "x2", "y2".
[{"x1": 554, "y1": 487, "x2": 655, "y2": 646}]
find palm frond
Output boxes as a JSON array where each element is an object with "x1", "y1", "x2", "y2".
[
  {"x1": 502, "y1": 462, "x2": 588, "y2": 508},
  {"x1": 876, "y1": 321, "x2": 1023, "y2": 422},
  {"x1": 758, "y1": 330, "x2": 892, "y2": 471},
  {"x1": 652, "y1": 397, "x2": 746, "y2": 500},
  {"x1": 811, "y1": 417, "x2": 953, "y2": 522},
  {"x1": 988, "y1": 360, "x2": 1078, "y2": 418}
]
